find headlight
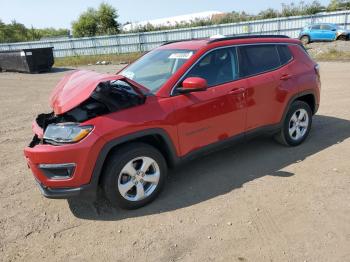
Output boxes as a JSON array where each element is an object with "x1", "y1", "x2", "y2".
[{"x1": 43, "y1": 123, "x2": 93, "y2": 144}]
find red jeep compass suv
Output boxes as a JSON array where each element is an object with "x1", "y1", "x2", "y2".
[{"x1": 24, "y1": 35, "x2": 320, "y2": 209}]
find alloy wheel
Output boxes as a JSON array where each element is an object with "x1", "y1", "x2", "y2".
[
  {"x1": 288, "y1": 108, "x2": 309, "y2": 141},
  {"x1": 117, "y1": 156, "x2": 160, "y2": 202}
]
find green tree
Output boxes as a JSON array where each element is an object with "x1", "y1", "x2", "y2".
[
  {"x1": 28, "y1": 26, "x2": 41, "y2": 41},
  {"x1": 258, "y1": 8, "x2": 279, "y2": 19},
  {"x1": 0, "y1": 19, "x2": 6, "y2": 42},
  {"x1": 281, "y1": 1, "x2": 324, "y2": 17},
  {"x1": 72, "y1": 3, "x2": 119, "y2": 37},
  {"x1": 35, "y1": 28, "x2": 70, "y2": 38},
  {"x1": 72, "y1": 8, "x2": 98, "y2": 37},
  {"x1": 305, "y1": 1, "x2": 325, "y2": 14},
  {"x1": 327, "y1": 0, "x2": 350, "y2": 10},
  {"x1": 0, "y1": 20, "x2": 29, "y2": 43},
  {"x1": 97, "y1": 2, "x2": 119, "y2": 35}
]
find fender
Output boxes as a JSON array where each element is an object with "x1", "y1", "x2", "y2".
[{"x1": 89, "y1": 128, "x2": 179, "y2": 189}]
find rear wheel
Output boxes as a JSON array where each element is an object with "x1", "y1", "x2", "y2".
[
  {"x1": 275, "y1": 101, "x2": 312, "y2": 146},
  {"x1": 102, "y1": 143, "x2": 167, "y2": 209},
  {"x1": 300, "y1": 35, "x2": 310, "y2": 45}
]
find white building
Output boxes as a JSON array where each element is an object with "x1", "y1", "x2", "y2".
[{"x1": 123, "y1": 11, "x2": 223, "y2": 31}]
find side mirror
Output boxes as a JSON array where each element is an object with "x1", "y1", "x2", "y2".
[
  {"x1": 177, "y1": 77, "x2": 208, "y2": 94},
  {"x1": 331, "y1": 28, "x2": 337, "y2": 31}
]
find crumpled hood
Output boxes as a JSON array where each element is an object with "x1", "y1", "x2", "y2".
[
  {"x1": 50, "y1": 70, "x2": 124, "y2": 114},
  {"x1": 337, "y1": 29, "x2": 350, "y2": 35}
]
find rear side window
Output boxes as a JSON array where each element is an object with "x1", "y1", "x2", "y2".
[
  {"x1": 320, "y1": 24, "x2": 333, "y2": 30},
  {"x1": 238, "y1": 45, "x2": 280, "y2": 77},
  {"x1": 311, "y1": 25, "x2": 321, "y2": 30},
  {"x1": 277, "y1": 45, "x2": 293, "y2": 65}
]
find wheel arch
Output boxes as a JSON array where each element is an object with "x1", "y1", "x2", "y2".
[
  {"x1": 281, "y1": 91, "x2": 317, "y2": 124},
  {"x1": 90, "y1": 128, "x2": 179, "y2": 188},
  {"x1": 336, "y1": 33, "x2": 349, "y2": 40},
  {"x1": 299, "y1": 34, "x2": 311, "y2": 41},
  {"x1": 294, "y1": 93, "x2": 316, "y2": 114}
]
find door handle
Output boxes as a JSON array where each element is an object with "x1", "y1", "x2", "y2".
[
  {"x1": 280, "y1": 74, "x2": 292, "y2": 80},
  {"x1": 228, "y1": 88, "x2": 245, "y2": 95}
]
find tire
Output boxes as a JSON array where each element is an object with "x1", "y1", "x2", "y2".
[
  {"x1": 275, "y1": 101, "x2": 312, "y2": 146},
  {"x1": 101, "y1": 142, "x2": 167, "y2": 209},
  {"x1": 300, "y1": 35, "x2": 310, "y2": 45}
]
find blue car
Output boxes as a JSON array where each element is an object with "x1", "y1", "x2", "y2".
[{"x1": 299, "y1": 23, "x2": 349, "y2": 44}]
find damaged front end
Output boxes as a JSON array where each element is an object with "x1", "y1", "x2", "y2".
[{"x1": 29, "y1": 75, "x2": 147, "y2": 148}]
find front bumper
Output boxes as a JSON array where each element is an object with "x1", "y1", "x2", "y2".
[
  {"x1": 35, "y1": 179, "x2": 96, "y2": 199},
  {"x1": 24, "y1": 121, "x2": 106, "y2": 198}
]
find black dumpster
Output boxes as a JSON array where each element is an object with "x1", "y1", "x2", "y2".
[{"x1": 0, "y1": 47, "x2": 54, "y2": 73}]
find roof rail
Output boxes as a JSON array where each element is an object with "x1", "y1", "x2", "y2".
[
  {"x1": 161, "y1": 35, "x2": 290, "y2": 46},
  {"x1": 161, "y1": 37, "x2": 208, "y2": 46},
  {"x1": 208, "y1": 34, "x2": 290, "y2": 43},
  {"x1": 161, "y1": 40, "x2": 188, "y2": 46}
]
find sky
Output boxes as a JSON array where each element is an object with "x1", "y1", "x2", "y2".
[{"x1": 0, "y1": 0, "x2": 331, "y2": 29}]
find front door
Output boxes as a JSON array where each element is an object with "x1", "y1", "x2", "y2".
[
  {"x1": 173, "y1": 47, "x2": 246, "y2": 156},
  {"x1": 310, "y1": 24, "x2": 323, "y2": 40}
]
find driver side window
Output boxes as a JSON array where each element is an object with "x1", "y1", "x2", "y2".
[{"x1": 184, "y1": 47, "x2": 238, "y2": 87}]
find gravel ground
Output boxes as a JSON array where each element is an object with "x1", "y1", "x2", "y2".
[
  {"x1": 0, "y1": 62, "x2": 349, "y2": 262},
  {"x1": 306, "y1": 40, "x2": 350, "y2": 58}
]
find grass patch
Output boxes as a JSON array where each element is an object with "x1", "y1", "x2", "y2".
[
  {"x1": 309, "y1": 48, "x2": 350, "y2": 62},
  {"x1": 54, "y1": 52, "x2": 143, "y2": 67}
]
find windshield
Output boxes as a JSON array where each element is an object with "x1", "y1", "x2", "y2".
[{"x1": 120, "y1": 49, "x2": 195, "y2": 93}]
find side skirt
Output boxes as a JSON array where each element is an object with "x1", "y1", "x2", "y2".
[{"x1": 180, "y1": 123, "x2": 281, "y2": 164}]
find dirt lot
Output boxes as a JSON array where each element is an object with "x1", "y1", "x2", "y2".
[{"x1": 0, "y1": 62, "x2": 349, "y2": 262}]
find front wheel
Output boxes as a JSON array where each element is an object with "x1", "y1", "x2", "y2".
[
  {"x1": 300, "y1": 35, "x2": 310, "y2": 45},
  {"x1": 275, "y1": 101, "x2": 312, "y2": 146},
  {"x1": 102, "y1": 143, "x2": 167, "y2": 209}
]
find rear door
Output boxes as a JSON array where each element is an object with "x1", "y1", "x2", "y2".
[
  {"x1": 237, "y1": 44, "x2": 285, "y2": 130},
  {"x1": 173, "y1": 47, "x2": 246, "y2": 156},
  {"x1": 320, "y1": 24, "x2": 336, "y2": 40}
]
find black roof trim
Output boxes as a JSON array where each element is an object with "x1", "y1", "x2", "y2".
[
  {"x1": 161, "y1": 38, "x2": 208, "y2": 46},
  {"x1": 161, "y1": 40, "x2": 188, "y2": 46},
  {"x1": 161, "y1": 35, "x2": 290, "y2": 46},
  {"x1": 208, "y1": 35, "x2": 290, "y2": 44}
]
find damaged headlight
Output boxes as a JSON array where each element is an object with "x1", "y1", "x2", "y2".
[{"x1": 43, "y1": 123, "x2": 93, "y2": 144}]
